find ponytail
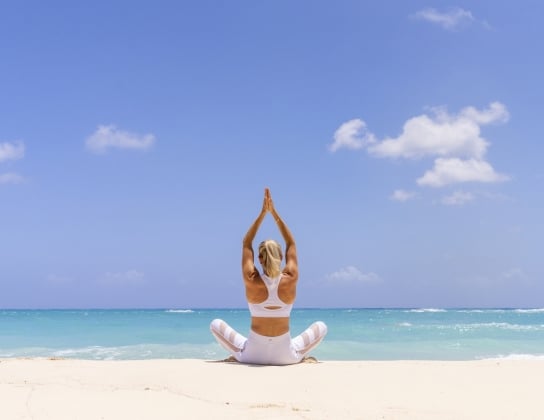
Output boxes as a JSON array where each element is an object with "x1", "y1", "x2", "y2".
[{"x1": 258, "y1": 240, "x2": 283, "y2": 278}]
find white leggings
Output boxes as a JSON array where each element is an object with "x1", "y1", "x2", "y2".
[{"x1": 210, "y1": 319, "x2": 327, "y2": 365}]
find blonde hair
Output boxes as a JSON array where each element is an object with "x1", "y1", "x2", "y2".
[{"x1": 258, "y1": 240, "x2": 283, "y2": 278}]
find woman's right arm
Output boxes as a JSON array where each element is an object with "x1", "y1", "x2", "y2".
[{"x1": 268, "y1": 192, "x2": 298, "y2": 281}]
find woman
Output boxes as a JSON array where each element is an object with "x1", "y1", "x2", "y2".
[{"x1": 210, "y1": 188, "x2": 327, "y2": 365}]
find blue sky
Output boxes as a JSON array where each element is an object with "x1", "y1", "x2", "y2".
[{"x1": 1, "y1": 1, "x2": 543, "y2": 309}]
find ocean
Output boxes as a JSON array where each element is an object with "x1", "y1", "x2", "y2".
[{"x1": 1, "y1": 308, "x2": 544, "y2": 361}]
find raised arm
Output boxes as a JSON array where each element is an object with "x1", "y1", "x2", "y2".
[
  {"x1": 241, "y1": 191, "x2": 267, "y2": 282},
  {"x1": 267, "y1": 190, "x2": 298, "y2": 280}
]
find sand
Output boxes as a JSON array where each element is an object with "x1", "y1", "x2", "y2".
[{"x1": 1, "y1": 358, "x2": 543, "y2": 419}]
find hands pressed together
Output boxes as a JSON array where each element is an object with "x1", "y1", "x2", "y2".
[
  {"x1": 261, "y1": 187, "x2": 274, "y2": 213},
  {"x1": 261, "y1": 187, "x2": 281, "y2": 223}
]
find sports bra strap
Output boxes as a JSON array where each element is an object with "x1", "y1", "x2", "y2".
[{"x1": 248, "y1": 274, "x2": 293, "y2": 317}]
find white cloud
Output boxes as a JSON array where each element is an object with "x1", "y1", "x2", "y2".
[
  {"x1": 329, "y1": 119, "x2": 376, "y2": 152},
  {"x1": 417, "y1": 158, "x2": 509, "y2": 187},
  {"x1": 101, "y1": 270, "x2": 146, "y2": 285},
  {"x1": 368, "y1": 102, "x2": 507, "y2": 160},
  {"x1": 441, "y1": 190, "x2": 474, "y2": 206},
  {"x1": 460, "y1": 102, "x2": 510, "y2": 124},
  {"x1": 325, "y1": 266, "x2": 379, "y2": 283},
  {"x1": 0, "y1": 141, "x2": 25, "y2": 162},
  {"x1": 390, "y1": 189, "x2": 416, "y2": 202},
  {"x1": 412, "y1": 7, "x2": 475, "y2": 30},
  {"x1": 0, "y1": 172, "x2": 25, "y2": 185},
  {"x1": 331, "y1": 102, "x2": 510, "y2": 189},
  {"x1": 86, "y1": 125, "x2": 156, "y2": 154}
]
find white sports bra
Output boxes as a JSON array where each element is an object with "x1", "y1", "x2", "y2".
[{"x1": 248, "y1": 273, "x2": 293, "y2": 318}]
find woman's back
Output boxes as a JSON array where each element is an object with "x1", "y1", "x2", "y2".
[{"x1": 209, "y1": 188, "x2": 327, "y2": 365}]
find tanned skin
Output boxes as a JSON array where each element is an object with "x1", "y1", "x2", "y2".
[{"x1": 241, "y1": 188, "x2": 299, "y2": 337}]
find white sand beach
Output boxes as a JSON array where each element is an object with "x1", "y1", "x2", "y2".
[{"x1": 1, "y1": 358, "x2": 543, "y2": 419}]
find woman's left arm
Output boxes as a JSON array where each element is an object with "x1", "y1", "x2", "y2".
[{"x1": 241, "y1": 191, "x2": 267, "y2": 282}]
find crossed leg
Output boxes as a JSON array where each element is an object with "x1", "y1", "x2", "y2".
[
  {"x1": 210, "y1": 318, "x2": 247, "y2": 360},
  {"x1": 292, "y1": 321, "x2": 328, "y2": 356},
  {"x1": 210, "y1": 318, "x2": 328, "y2": 363}
]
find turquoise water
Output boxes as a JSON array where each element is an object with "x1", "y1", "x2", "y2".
[{"x1": 1, "y1": 308, "x2": 544, "y2": 360}]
